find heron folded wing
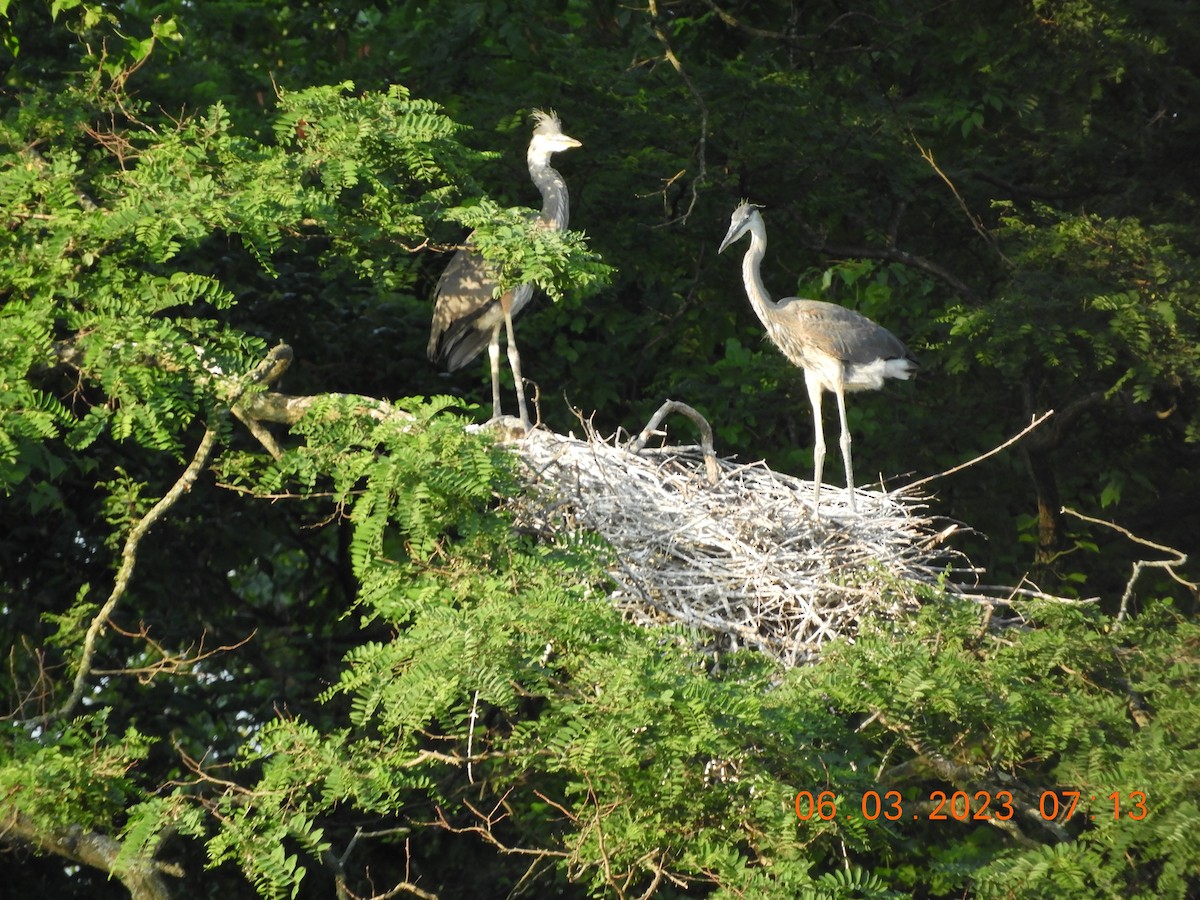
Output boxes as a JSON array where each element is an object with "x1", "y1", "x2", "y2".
[{"x1": 428, "y1": 243, "x2": 504, "y2": 368}]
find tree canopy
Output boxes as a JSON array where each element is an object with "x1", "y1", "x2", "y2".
[{"x1": 2, "y1": 1, "x2": 1198, "y2": 898}]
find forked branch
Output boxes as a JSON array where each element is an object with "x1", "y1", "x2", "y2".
[{"x1": 1061, "y1": 507, "x2": 1196, "y2": 624}]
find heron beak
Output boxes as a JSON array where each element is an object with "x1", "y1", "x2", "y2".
[{"x1": 718, "y1": 229, "x2": 736, "y2": 254}]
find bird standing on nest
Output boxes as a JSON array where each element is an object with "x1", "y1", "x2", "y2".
[
  {"x1": 427, "y1": 110, "x2": 582, "y2": 428},
  {"x1": 719, "y1": 201, "x2": 918, "y2": 515}
]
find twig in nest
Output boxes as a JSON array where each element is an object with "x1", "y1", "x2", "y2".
[
  {"x1": 628, "y1": 399, "x2": 720, "y2": 485},
  {"x1": 506, "y1": 405, "x2": 1081, "y2": 666},
  {"x1": 511, "y1": 428, "x2": 958, "y2": 665}
]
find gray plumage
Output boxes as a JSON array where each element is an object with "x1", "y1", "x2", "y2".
[
  {"x1": 719, "y1": 201, "x2": 918, "y2": 514},
  {"x1": 428, "y1": 110, "x2": 581, "y2": 425}
]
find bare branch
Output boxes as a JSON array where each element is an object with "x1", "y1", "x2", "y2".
[
  {"x1": 430, "y1": 801, "x2": 570, "y2": 861},
  {"x1": 26, "y1": 422, "x2": 220, "y2": 727},
  {"x1": 331, "y1": 834, "x2": 438, "y2": 900},
  {"x1": 800, "y1": 225, "x2": 984, "y2": 305},
  {"x1": 904, "y1": 410, "x2": 1054, "y2": 492},
  {"x1": 629, "y1": 399, "x2": 720, "y2": 485},
  {"x1": 699, "y1": 0, "x2": 797, "y2": 41},
  {"x1": 911, "y1": 134, "x2": 1013, "y2": 267},
  {"x1": 92, "y1": 624, "x2": 256, "y2": 683},
  {"x1": 4, "y1": 639, "x2": 55, "y2": 721},
  {"x1": 1060, "y1": 507, "x2": 1196, "y2": 624},
  {"x1": 646, "y1": 1, "x2": 708, "y2": 225},
  {"x1": 466, "y1": 689, "x2": 481, "y2": 784}
]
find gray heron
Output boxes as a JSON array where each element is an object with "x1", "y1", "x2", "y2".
[
  {"x1": 427, "y1": 110, "x2": 581, "y2": 427},
  {"x1": 719, "y1": 201, "x2": 918, "y2": 514}
]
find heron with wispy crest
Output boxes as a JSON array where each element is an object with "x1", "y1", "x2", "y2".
[
  {"x1": 719, "y1": 201, "x2": 918, "y2": 514},
  {"x1": 427, "y1": 110, "x2": 581, "y2": 427}
]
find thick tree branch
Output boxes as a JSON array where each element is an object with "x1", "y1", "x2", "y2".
[
  {"x1": 873, "y1": 711, "x2": 1069, "y2": 848},
  {"x1": 47, "y1": 338, "x2": 411, "y2": 446},
  {"x1": 221, "y1": 343, "x2": 412, "y2": 431},
  {"x1": 1017, "y1": 389, "x2": 1108, "y2": 563},
  {"x1": 237, "y1": 387, "x2": 403, "y2": 426},
  {"x1": 1, "y1": 809, "x2": 177, "y2": 900},
  {"x1": 629, "y1": 399, "x2": 719, "y2": 485},
  {"x1": 1023, "y1": 390, "x2": 1108, "y2": 453}
]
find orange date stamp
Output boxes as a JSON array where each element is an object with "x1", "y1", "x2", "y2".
[{"x1": 794, "y1": 789, "x2": 1148, "y2": 823}]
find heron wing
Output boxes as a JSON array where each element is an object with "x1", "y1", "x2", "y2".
[
  {"x1": 428, "y1": 238, "x2": 506, "y2": 370},
  {"x1": 777, "y1": 298, "x2": 912, "y2": 366}
]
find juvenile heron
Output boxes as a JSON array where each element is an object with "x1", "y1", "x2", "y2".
[
  {"x1": 718, "y1": 201, "x2": 918, "y2": 514},
  {"x1": 427, "y1": 110, "x2": 581, "y2": 426}
]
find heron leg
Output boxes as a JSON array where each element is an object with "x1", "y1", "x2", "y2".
[
  {"x1": 833, "y1": 385, "x2": 856, "y2": 514},
  {"x1": 804, "y1": 372, "x2": 826, "y2": 515},
  {"x1": 487, "y1": 323, "x2": 503, "y2": 420},
  {"x1": 501, "y1": 296, "x2": 531, "y2": 427}
]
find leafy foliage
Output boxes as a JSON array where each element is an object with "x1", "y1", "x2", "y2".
[
  {"x1": 444, "y1": 198, "x2": 614, "y2": 303},
  {"x1": 2, "y1": 1, "x2": 1198, "y2": 899}
]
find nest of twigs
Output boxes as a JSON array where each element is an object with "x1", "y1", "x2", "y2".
[{"x1": 502, "y1": 403, "x2": 985, "y2": 667}]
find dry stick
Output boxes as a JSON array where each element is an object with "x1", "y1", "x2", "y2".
[
  {"x1": 628, "y1": 399, "x2": 720, "y2": 485},
  {"x1": 1061, "y1": 506, "x2": 1196, "y2": 625},
  {"x1": 432, "y1": 800, "x2": 570, "y2": 860},
  {"x1": 466, "y1": 688, "x2": 481, "y2": 784},
  {"x1": 647, "y1": 0, "x2": 708, "y2": 226},
  {"x1": 29, "y1": 422, "x2": 220, "y2": 727},
  {"x1": 93, "y1": 624, "x2": 255, "y2": 681},
  {"x1": 904, "y1": 410, "x2": 1054, "y2": 493},
  {"x1": 911, "y1": 133, "x2": 1013, "y2": 267}
]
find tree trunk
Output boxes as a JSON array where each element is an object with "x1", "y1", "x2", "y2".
[{"x1": 1023, "y1": 444, "x2": 1063, "y2": 567}]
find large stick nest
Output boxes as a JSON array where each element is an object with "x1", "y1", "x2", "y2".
[{"x1": 503, "y1": 410, "x2": 988, "y2": 667}]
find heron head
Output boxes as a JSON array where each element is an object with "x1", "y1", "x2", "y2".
[
  {"x1": 530, "y1": 109, "x2": 582, "y2": 154},
  {"x1": 719, "y1": 200, "x2": 762, "y2": 253}
]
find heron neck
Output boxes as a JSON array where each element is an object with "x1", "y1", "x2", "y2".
[
  {"x1": 741, "y1": 218, "x2": 777, "y2": 330},
  {"x1": 528, "y1": 153, "x2": 570, "y2": 230}
]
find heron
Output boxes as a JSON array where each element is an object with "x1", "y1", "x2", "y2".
[
  {"x1": 718, "y1": 201, "x2": 918, "y2": 514},
  {"x1": 427, "y1": 110, "x2": 582, "y2": 427}
]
